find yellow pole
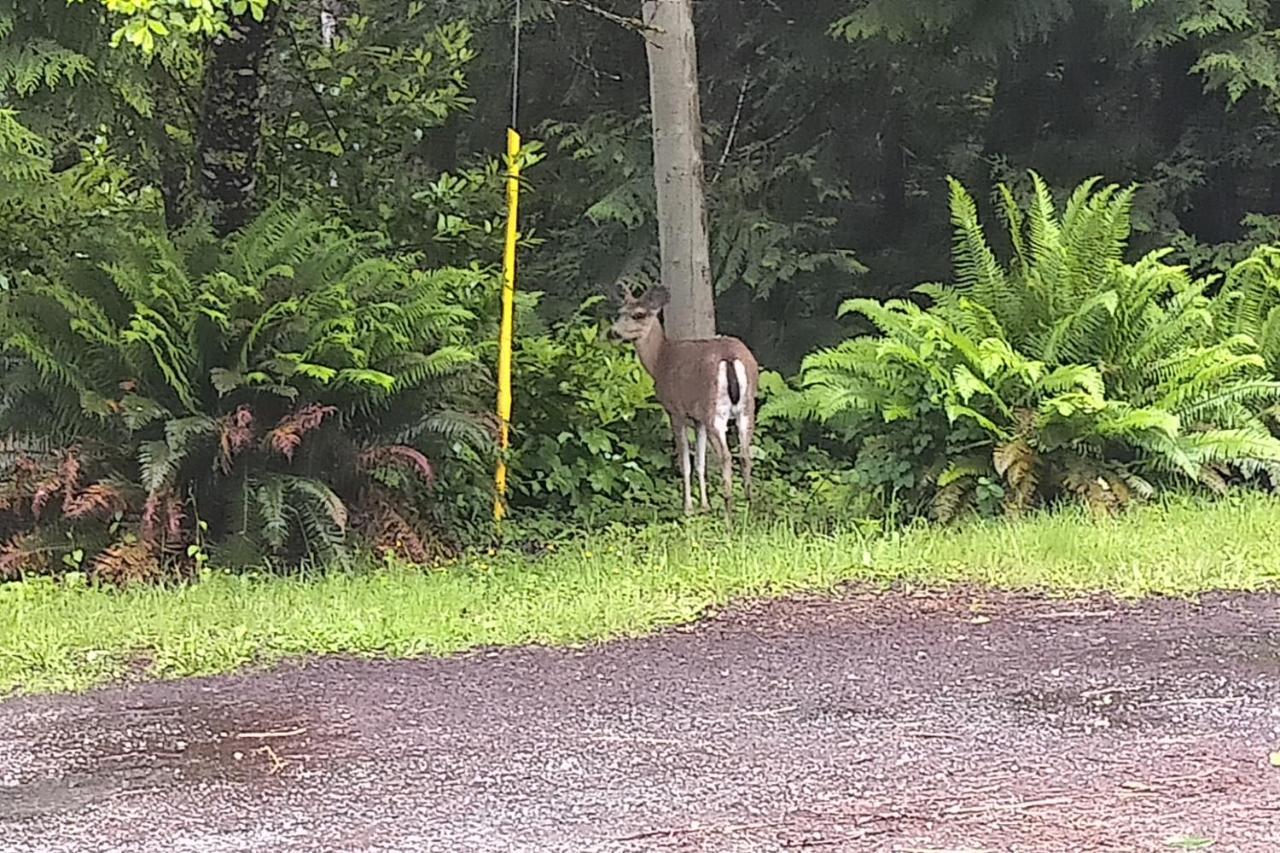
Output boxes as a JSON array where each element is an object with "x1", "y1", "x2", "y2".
[{"x1": 494, "y1": 127, "x2": 522, "y2": 522}]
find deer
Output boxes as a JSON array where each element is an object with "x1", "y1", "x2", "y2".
[{"x1": 606, "y1": 283, "x2": 759, "y2": 523}]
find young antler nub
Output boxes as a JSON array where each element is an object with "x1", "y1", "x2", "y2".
[{"x1": 607, "y1": 285, "x2": 758, "y2": 524}]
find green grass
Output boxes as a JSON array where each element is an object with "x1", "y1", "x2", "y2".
[{"x1": 3, "y1": 493, "x2": 1280, "y2": 696}]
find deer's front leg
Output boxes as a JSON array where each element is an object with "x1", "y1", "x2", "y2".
[{"x1": 672, "y1": 415, "x2": 693, "y2": 514}]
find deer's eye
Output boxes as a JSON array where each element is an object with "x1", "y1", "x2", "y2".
[{"x1": 631, "y1": 312, "x2": 647, "y2": 320}]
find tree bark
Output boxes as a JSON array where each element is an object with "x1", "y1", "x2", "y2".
[
  {"x1": 641, "y1": 0, "x2": 716, "y2": 340},
  {"x1": 196, "y1": 7, "x2": 280, "y2": 237}
]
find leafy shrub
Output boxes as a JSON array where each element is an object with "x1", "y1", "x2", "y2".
[
  {"x1": 500, "y1": 308, "x2": 868, "y2": 531},
  {"x1": 268, "y1": 10, "x2": 547, "y2": 268},
  {"x1": 767, "y1": 172, "x2": 1280, "y2": 520},
  {"x1": 504, "y1": 297, "x2": 677, "y2": 527},
  {"x1": 0, "y1": 205, "x2": 493, "y2": 580},
  {"x1": 747, "y1": 372, "x2": 871, "y2": 519}
]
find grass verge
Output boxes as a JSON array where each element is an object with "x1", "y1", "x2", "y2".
[{"x1": 3, "y1": 493, "x2": 1279, "y2": 696}]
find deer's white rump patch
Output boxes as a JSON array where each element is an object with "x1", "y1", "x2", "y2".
[{"x1": 713, "y1": 359, "x2": 750, "y2": 437}]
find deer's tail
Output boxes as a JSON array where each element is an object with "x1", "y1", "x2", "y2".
[{"x1": 721, "y1": 358, "x2": 745, "y2": 408}]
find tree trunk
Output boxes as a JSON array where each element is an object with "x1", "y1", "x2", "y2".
[
  {"x1": 641, "y1": 0, "x2": 716, "y2": 340},
  {"x1": 196, "y1": 7, "x2": 279, "y2": 237}
]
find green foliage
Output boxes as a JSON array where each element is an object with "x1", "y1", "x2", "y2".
[
  {"x1": 768, "y1": 173, "x2": 1280, "y2": 521},
  {"x1": 1215, "y1": 245, "x2": 1280, "y2": 378},
  {"x1": 0, "y1": 3, "x2": 98, "y2": 103},
  {"x1": 266, "y1": 8, "x2": 519, "y2": 259},
  {"x1": 0, "y1": 204, "x2": 493, "y2": 578},
  {"x1": 75, "y1": 0, "x2": 273, "y2": 50},
  {"x1": 535, "y1": 105, "x2": 863, "y2": 320},
  {"x1": 1130, "y1": 0, "x2": 1280, "y2": 104},
  {"x1": 832, "y1": 0, "x2": 1072, "y2": 59},
  {"x1": 505, "y1": 297, "x2": 676, "y2": 526},
  {"x1": 711, "y1": 149, "x2": 866, "y2": 299},
  {"x1": 943, "y1": 173, "x2": 1280, "y2": 441},
  {"x1": 13, "y1": 0, "x2": 1280, "y2": 550},
  {"x1": 0, "y1": 109, "x2": 51, "y2": 182}
]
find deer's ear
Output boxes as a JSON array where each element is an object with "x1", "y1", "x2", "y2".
[
  {"x1": 643, "y1": 286, "x2": 671, "y2": 310},
  {"x1": 605, "y1": 281, "x2": 636, "y2": 304}
]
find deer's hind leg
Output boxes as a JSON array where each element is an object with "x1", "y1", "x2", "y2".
[
  {"x1": 736, "y1": 399, "x2": 755, "y2": 508},
  {"x1": 710, "y1": 416, "x2": 734, "y2": 523},
  {"x1": 696, "y1": 421, "x2": 710, "y2": 512},
  {"x1": 672, "y1": 414, "x2": 693, "y2": 515}
]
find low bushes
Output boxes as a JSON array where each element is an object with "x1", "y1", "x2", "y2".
[
  {"x1": 7, "y1": 171, "x2": 1280, "y2": 578},
  {"x1": 765, "y1": 172, "x2": 1280, "y2": 519},
  {"x1": 1, "y1": 205, "x2": 494, "y2": 579}
]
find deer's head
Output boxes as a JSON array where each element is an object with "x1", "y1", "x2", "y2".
[{"x1": 607, "y1": 283, "x2": 669, "y2": 342}]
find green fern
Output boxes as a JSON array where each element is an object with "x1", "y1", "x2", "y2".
[
  {"x1": 1, "y1": 202, "x2": 490, "y2": 574},
  {"x1": 772, "y1": 173, "x2": 1280, "y2": 518},
  {"x1": 1217, "y1": 246, "x2": 1280, "y2": 377},
  {"x1": 0, "y1": 109, "x2": 50, "y2": 184}
]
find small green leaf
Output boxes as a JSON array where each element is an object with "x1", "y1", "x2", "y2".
[{"x1": 210, "y1": 368, "x2": 244, "y2": 396}]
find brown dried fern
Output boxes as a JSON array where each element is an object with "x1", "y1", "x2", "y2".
[
  {"x1": 91, "y1": 540, "x2": 164, "y2": 587},
  {"x1": 218, "y1": 405, "x2": 256, "y2": 473},
  {"x1": 64, "y1": 482, "x2": 129, "y2": 520},
  {"x1": 267, "y1": 404, "x2": 337, "y2": 461},
  {"x1": 994, "y1": 437, "x2": 1039, "y2": 515},
  {"x1": 1062, "y1": 460, "x2": 1133, "y2": 518},
  {"x1": 355, "y1": 488, "x2": 452, "y2": 565},
  {"x1": 0, "y1": 533, "x2": 52, "y2": 580}
]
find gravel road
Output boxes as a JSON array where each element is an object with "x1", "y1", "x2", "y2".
[{"x1": 3, "y1": 589, "x2": 1279, "y2": 852}]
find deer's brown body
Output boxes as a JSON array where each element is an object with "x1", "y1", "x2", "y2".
[{"x1": 608, "y1": 285, "x2": 759, "y2": 519}]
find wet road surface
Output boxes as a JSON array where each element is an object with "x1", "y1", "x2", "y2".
[{"x1": 2, "y1": 590, "x2": 1279, "y2": 851}]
